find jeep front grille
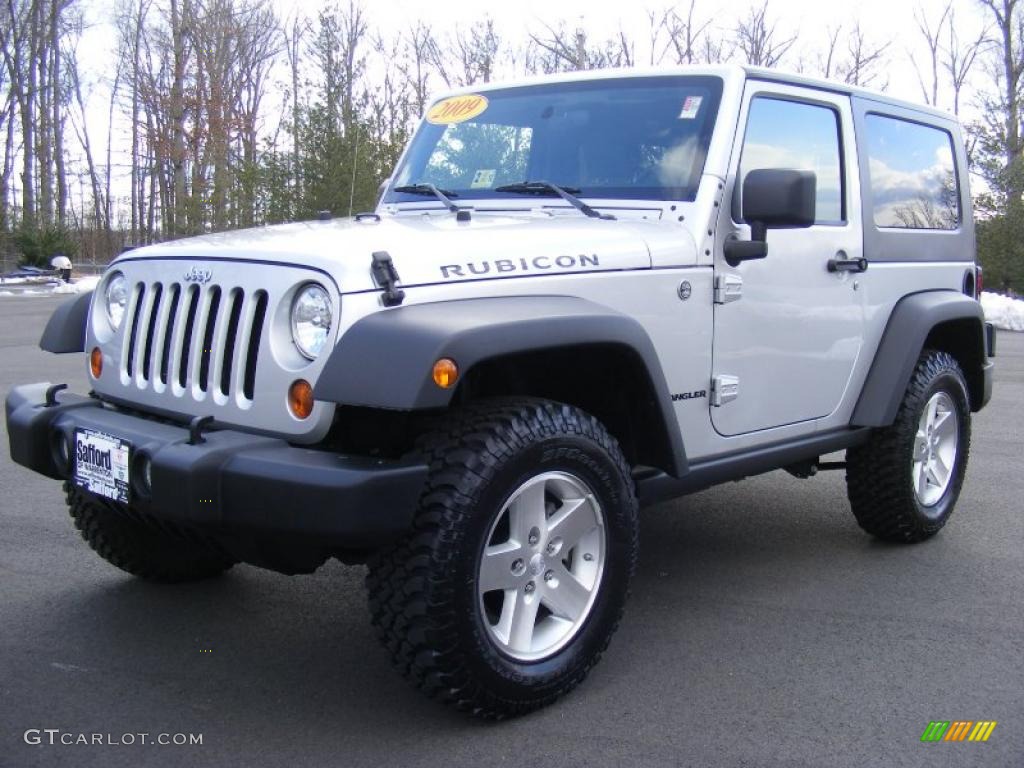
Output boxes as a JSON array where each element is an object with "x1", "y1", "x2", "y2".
[
  {"x1": 122, "y1": 281, "x2": 269, "y2": 405},
  {"x1": 88, "y1": 259, "x2": 338, "y2": 443}
]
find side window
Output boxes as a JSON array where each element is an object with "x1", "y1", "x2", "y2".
[
  {"x1": 865, "y1": 114, "x2": 959, "y2": 230},
  {"x1": 738, "y1": 97, "x2": 844, "y2": 224}
]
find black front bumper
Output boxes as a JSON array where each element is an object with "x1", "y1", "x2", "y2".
[{"x1": 6, "y1": 383, "x2": 428, "y2": 572}]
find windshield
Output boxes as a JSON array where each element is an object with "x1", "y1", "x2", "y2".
[{"x1": 386, "y1": 76, "x2": 723, "y2": 204}]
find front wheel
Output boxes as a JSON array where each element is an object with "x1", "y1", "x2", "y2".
[
  {"x1": 366, "y1": 399, "x2": 638, "y2": 718},
  {"x1": 846, "y1": 350, "x2": 972, "y2": 542}
]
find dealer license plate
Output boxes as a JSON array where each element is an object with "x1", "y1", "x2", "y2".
[{"x1": 73, "y1": 429, "x2": 131, "y2": 503}]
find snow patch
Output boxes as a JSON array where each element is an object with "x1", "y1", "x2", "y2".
[
  {"x1": 0, "y1": 274, "x2": 99, "y2": 297},
  {"x1": 981, "y1": 291, "x2": 1024, "y2": 332}
]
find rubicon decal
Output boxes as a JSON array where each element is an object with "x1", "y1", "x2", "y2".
[
  {"x1": 920, "y1": 721, "x2": 997, "y2": 742},
  {"x1": 440, "y1": 254, "x2": 600, "y2": 280}
]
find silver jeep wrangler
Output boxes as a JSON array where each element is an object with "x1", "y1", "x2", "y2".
[{"x1": 6, "y1": 65, "x2": 995, "y2": 718}]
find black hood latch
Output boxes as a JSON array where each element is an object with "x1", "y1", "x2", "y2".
[{"x1": 371, "y1": 251, "x2": 406, "y2": 307}]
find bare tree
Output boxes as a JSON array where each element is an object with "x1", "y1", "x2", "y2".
[
  {"x1": 945, "y1": 6, "x2": 990, "y2": 115},
  {"x1": 839, "y1": 21, "x2": 890, "y2": 87},
  {"x1": 806, "y1": 25, "x2": 844, "y2": 79},
  {"x1": 395, "y1": 22, "x2": 434, "y2": 116},
  {"x1": 649, "y1": 2, "x2": 715, "y2": 65},
  {"x1": 527, "y1": 19, "x2": 634, "y2": 73},
  {"x1": 977, "y1": 0, "x2": 1024, "y2": 203},
  {"x1": 911, "y1": 2, "x2": 953, "y2": 105},
  {"x1": 282, "y1": 11, "x2": 309, "y2": 208},
  {"x1": 734, "y1": 1, "x2": 795, "y2": 68}
]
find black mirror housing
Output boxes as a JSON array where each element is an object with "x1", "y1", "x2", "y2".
[
  {"x1": 725, "y1": 169, "x2": 817, "y2": 267},
  {"x1": 742, "y1": 169, "x2": 816, "y2": 232}
]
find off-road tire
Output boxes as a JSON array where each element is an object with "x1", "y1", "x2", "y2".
[
  {"x1": 846, "y1": 350, "x2": 971, "y2": 542},
  {"x1": 66, "y1": 483, "x2": 235, "y2": 582},
  {"x1": 366, "y1": 398, "x2": 639, "y2": 719}
]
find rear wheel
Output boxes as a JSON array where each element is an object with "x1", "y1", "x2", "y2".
[
  {"x1": 366, "y1": 398, "x2": 638, "y2": 718},
  {"x1": 846, "y1": 350, "x2": 971, "y2": 542},
  {"x1": 67, "y1": 484, "x2": 235, "y2": 582}
]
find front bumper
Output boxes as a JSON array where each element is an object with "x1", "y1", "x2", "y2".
[{"x1": 6, "y1": 383, "x2": 428, "y2": 572}]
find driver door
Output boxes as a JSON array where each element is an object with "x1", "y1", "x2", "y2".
[{"x1": 711, "y1": 83, "x2": 865, "y2": 437}]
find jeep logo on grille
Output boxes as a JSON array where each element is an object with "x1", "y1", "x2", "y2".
[{"x1": 183, "y1": 266, "x2": 213, "y2": 284}]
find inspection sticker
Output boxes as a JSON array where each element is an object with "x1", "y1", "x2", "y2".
[
  {"x1": 471, "y1": 169, "x2": 497, "y2": 188},
  {"x1": 679, "y1": 96, "x2": 703, "y2": 119},
  {"x1": 73, "y1": 428, "x2": 130, "y2": 503}
]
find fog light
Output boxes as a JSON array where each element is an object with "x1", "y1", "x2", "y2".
[
  {"x1": 288, "y1": 379, "x2": 314, "y2": 419},
  {"x1": 432, "y1": 358, "x2": 459, "y2": 389},
  {"x1": 90, "y1": 347, "x2": 103, "y2": 378},
  {"x1": 52, "y1": 430, "x2": 72, "y2": 474}
]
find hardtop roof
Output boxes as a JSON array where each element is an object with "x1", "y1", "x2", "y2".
[{"x1": 431, "y1": 63, "x2": 955, "y2": 124}]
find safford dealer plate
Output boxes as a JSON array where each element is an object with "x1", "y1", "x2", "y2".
[{"x1": 73, "y1": 429, "x2": 130, "y2": 504}]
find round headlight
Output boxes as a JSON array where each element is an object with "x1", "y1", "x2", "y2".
[
  {"x1": 105, "y1": 272, "x2": 128, "y2": 330},
  {"x1": 291, "y1": 284, "x2": 332, "y2": 360}
]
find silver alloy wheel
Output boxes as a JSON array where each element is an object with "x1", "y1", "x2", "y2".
[
  {"x1": 477, "y1": 471, "x2": 606, "y2": 662},
  {"x1": 912, "y1": 391, "x2": 959, "y2": 507}
]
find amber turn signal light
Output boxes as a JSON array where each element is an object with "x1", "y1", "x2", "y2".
[
  {"x1": 90, "y1": 347, "x2": 103, "y2": 378},
  {"x1": 432, "y1": 358, "x2": 458, "y2": 389},
  {"x1": 288, "y1": 379, "x2": 314, "y2": 419}
]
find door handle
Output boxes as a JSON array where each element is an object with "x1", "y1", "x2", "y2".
[{"x1": 827, "y1": 256, "x2": 868, "y2": 273}]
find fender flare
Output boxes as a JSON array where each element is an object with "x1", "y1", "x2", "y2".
[
  {"x1": 315, "y1": 296, "x2": 688, "y2": 476},
  {"x1": 851, "y1": 290, "x2": 985, "y2": 427},
  {"x1": 39, "y1": 290, "x2": 92, "y2": 353}
]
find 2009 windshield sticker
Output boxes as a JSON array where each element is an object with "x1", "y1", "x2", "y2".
[{"x1": 426, "y1": 94, "x2": 489, "y2": 125}]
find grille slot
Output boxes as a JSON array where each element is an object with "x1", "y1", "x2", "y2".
[
  {"x1": 158, "y1": 284, "x2": 181, "y2": 386},
  {"x1": 178, "y1": 285, "x2": 200, "y2": 390},
  {"x1": 243, "y1": 291, "x2": 268, "y2": 402},
  {"x1": 141, "y1": 283, "x2": 163, "y2": 382},
  {"x1": 197, "y1": 286, "x2": 222, "y2": 393},
  {"x1": 220, "y1": 289, "x2": 244, "y2": 397},
  {"x1": 120, "y1": 280, "x2": 264, "y2": 405},
  {"x1": 124, "y1": 282, "x2": 145, "y2": 379}
]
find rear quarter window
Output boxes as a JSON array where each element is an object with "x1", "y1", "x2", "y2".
[{"x1": 865, "y1": 114, "x2": 960, "y2": 230}]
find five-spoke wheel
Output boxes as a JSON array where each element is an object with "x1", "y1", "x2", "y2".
[
  {"x1": 478, "y1": 471, "x2": 605, "y2": 661},
  {"x1": 367, "y1": 398, "x2": 638, "y2": 718},
  {"x1": 912, "y1": 391, "x2": 959, "y2": 507}
]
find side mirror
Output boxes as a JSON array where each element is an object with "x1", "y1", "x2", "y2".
[{"x1": 725, "y1": 169, "x2": 816, "y2": 267}]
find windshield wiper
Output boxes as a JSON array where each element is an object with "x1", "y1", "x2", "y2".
[
  {"x1": 494, "y1": 181, "x2": 615, "y2": 220},
  {"x1": 392, "y1": 183, "x2": 460, "y2": 212}
]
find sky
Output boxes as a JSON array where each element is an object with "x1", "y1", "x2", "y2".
[{"x1": 70, "y1": 0, "x2": 993, "y2": 209}]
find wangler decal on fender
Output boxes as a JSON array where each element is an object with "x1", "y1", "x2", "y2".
[{"x1": 440, "y1": 254, "x2": 600, "y2": 279}]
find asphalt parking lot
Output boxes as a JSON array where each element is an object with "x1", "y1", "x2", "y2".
[{"x1": 1, "y1": 295, "x2": 1021, "y2": 768}]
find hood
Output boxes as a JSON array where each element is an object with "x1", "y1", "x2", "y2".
[{"x1": 116, "y1": 211, "x2": 698, "y2": 295}]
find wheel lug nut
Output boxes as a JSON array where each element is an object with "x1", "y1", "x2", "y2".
[
  {"x1": 528, "y1": 526, "x2": 540, "y2": 546},
  {"x1": 511, "y1": 558, "x2": 524, "y2": 573},
  {"x1": 524, "y1": 581, "x2": 535, "y2": 594},
  {"x1": 583, "y1": 553, "x2": 594, "y2": 562},
  {"x1": 544, "y1": 570, "x2": 554, "y2": 582}
]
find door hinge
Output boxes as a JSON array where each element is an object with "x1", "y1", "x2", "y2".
[
  {"x1": 711, "y1": 375, "x2": 739, "y2": 407},
  {"x1": 714, "y1": 274, "x2": 743, "y2": 304}
]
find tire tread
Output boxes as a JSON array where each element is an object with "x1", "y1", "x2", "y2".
[{"x1": 366, "y1": 398, "x2": 637, "y2": 719}]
